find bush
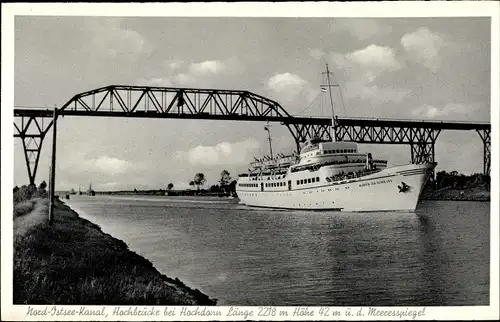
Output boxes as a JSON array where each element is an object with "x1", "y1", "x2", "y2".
[{"x1": 14, "y1": 182, "x2": 49, "y2": 204}]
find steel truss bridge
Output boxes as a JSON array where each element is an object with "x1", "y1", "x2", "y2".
[{"x1": 14, "y1": 85, "x2": 491, "y2": 185}]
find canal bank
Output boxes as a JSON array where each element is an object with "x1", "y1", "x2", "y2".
[{"x1": 13, "y1": 198, "x2": 217, "y2": 305}]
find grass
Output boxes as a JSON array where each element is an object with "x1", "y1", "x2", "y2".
[
  {"x1": 13, "y1": 199, "x2": 217, "y2": 305},
  {"x1": 13, "y1": 199, "x2": 37, "y2": 218}
]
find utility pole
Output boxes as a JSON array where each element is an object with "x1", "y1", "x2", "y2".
[{"x1": 48, "y1": 106, "x2": 57, "y2": 225}]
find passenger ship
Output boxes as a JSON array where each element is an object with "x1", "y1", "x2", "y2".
[{"x1": 235, "y1": 65, "x2": 435, "y2": 212}]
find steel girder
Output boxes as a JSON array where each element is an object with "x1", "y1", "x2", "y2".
[
  {"x1": 57, "y1": 85, "x2": 293, "y2": 119},
  {"x1": 289, "y1": 123, "x2": 442, "y2": 165},
  {"x1": 14, "y1": 115, "x2": 54, "y2": 185},
  {"x1": 477, "y1": 129, "x2": 491, "y2": 175}
]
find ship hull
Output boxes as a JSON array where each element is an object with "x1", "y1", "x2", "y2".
[{"x1": 236, "y1": 163, "x2": 434, "y2": 212}]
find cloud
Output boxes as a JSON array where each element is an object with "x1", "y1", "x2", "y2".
[
  {"x1": 164, "y1": 59, "x2": 184, "y2": 70},
  {"x1": 329, "y1": 44, "x2": 406, "y2": 105},
  {"x1": 87, "y1": 19, "x2": 151, "y2": 60},
  {"x1": 344, "y1": 81, "x2": 410, "y2": 105},
  {"x1": 265, "y1": 72, "x2": 318, "y2": 108},
  {"x1": 332, "y1": 45, "x2": 403, "y2": 83},
  {"x1": 309, "y1": 48, "x2": 326, "y2": 60},
  {"x1": 172, "y1": 73, "x2": 196, "y2": 85},
  {"x1": 137, "y1": 57, "x2": 243, "y2": 88},
  {"x1": 59, "y1": 152, "x2": 136, "y2": 176},
  {"x1": 136, "y1": 77, "x2": 173, "y2": 87},
  {"x1": 411, "y1": 103, "x2": 469, "y2": 119},
  {"x1": 267, "y1": 73, "x2": 307, "y2": 93},
  {"x1": 175, "y1": 138, "x2": 260, "y2": 167},
  {"x1": 93, "y1": 156, "x2": 131, "y2": 175},
  {"x1": 332, "y1": 19, "x2": 393, "y2": 40},
  {"x1": 401, "y1": 27, "x2": 445, "y2": 71},
  {"x1": 189, "y1": 60, "x2": 226, "y2": 75},
  {"x1": 348, "y1": 45, "x2": 402, "y2": 71}
]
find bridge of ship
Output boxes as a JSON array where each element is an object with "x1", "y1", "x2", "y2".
[{"x1": 14, "y1": 85, "x2": 491, "y2": 185}]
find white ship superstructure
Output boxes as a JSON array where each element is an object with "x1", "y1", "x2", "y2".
[
  {"x1": 236, "y1": 137, "x2": 434, "y2": 212},
  {"x1": 235, "y1": 63, "x2": 435, "y2": 212}
]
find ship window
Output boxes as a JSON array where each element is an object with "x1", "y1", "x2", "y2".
[
  {"x1": 316, "y1": 177, "x2": 320, "y2": 182},
  {"x1": 296, "y1": 180, "x2": 299, "y2": 185},
  {"x1": 300, "y1": 179, "x2": 303, "y2": 184},
  {"x1": 308, "y1": 178, "x2": 311, "y2": 184}
]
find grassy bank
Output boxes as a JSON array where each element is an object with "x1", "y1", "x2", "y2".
[
  {"x1": 421, "y1": 182, "x2": 490, "y2": 201},
  {"x1": 13, "y1": 198, "x2": 217, "y2": 305},
  {"x1": 421, "y1": 184, "x2": 490, "y2": 201},
  {"x1": 420, "y1": 172, "x2": 490, "y2": 201}
]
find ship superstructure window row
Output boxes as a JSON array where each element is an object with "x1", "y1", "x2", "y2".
[
  {"x1": 239, "y1": 183, "x2": 258, "y2": 187},
  {"x1": 323, "y1": 149, "x2": 356, "y2": 154},
  {"x1": 296, "y1": 176, "x2": 320, "y2": 185},
  {"x1": 265, "y1": 182, "x2": 286, "y2": 188}
]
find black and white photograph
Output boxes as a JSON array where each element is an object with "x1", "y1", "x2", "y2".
[{"x1": 2, "y1": 2, "x2": 499, "y2": 321}]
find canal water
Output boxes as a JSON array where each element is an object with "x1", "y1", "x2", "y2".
[{"x1": 63, "y1": 195, "x2": 490, "y2": 306}]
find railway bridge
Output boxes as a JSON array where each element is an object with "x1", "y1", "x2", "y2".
[{"x1": 14, "y1": 85, "x2": 491, "y2": 186}]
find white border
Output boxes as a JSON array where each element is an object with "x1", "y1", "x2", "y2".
[{"x1": 2, "y1": 2, "x2": 499, "y2": 321}]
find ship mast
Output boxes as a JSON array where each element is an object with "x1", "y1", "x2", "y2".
[
  {"x1": 264, "y1": 121, "x2": 274, "y2": 159},
  {"x1": 322, "y1": 63, "x2": 337, "y2": 142}
]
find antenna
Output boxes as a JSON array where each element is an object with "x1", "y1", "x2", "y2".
[
  {"x1": 264, "y1": 121, "x2": 274, "y2": 159},
  {"x1": 322, "y1": 63, "x2": 337, "y2": 142}
]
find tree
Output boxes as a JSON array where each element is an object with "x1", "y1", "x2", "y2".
[
  {"x1": 219, "y1": 170, "x2": 231, "y2": 192},
  {"x1": 38, "y1": 181, "x2": 47, "y2": 190},
  {"x1": 167, "y1": 183, "x2": 174, "y2": 190},
  {"x1": 228, "y1": 180, "x2": 238, "y2": 197},
  {"x1": 193, "y1": 173, "x2": 206, "y2": 190},
  {"x1": 189, "y1": 181, "x2": 195, "y2": 189},
  {"x1": 37, "y1": 180, "x2": 48, "y2": 198}
]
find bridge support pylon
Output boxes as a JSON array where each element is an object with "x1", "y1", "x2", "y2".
[
  {"x1": 409, "y1": 128, "x2": 441, "y2": 165},
  {"x1": 14, "y1": 115, "x2": 54, "y2": 185},
  {"x1": 476, "y1": 129, "x2": 491, "y2": 176}
]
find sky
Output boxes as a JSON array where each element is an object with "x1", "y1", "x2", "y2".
[{"x1": 13, "y1": 16, "x2": 491, "y2": 191}]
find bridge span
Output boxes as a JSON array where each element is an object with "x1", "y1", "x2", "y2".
[{"x1": 14, "y1": 85, "x2": 491, "y2": 185}]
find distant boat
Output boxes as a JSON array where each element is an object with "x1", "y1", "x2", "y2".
[{"x1": 87, "y1": 182, "x2": 95, "y2": 196}]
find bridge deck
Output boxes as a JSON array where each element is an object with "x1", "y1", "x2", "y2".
[{"x1": 13, "y1": 108, "x2": 490, "y2": 130}]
